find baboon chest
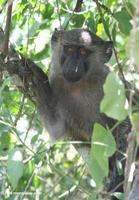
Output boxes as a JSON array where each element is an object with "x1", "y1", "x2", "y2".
[{"x1": 57, "y1": 80, "x2": 106, "y2": 140}]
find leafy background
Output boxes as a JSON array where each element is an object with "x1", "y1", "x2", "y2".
[{"x1": 0, "y1": 0, "x2": 138, "y2": 200}]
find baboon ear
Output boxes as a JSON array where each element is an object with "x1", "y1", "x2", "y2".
[
  {"x1": 104, "y1": 41, "x2": 113, "y2": 63},
  {"x1": 51, "y1": 28, "x2": 59, "y2": 47}
]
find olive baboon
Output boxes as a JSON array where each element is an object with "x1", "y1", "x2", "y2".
[{"x1": 25, "y1": 29, "x2": 130, "y2": 196}]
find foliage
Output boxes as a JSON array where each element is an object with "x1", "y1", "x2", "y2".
[
  {"x1": 89, "y1": 123, "x2": 116, "y2": 186},
  {"x1": 0, "y1": 0, "x2": 138, "y2": 199},
  {"x1": 101, "y1": 71, "x2": 128, "y2": 121}
]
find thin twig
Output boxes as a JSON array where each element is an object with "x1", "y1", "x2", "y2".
[
  {"x1": 24, "y1": 0, "x2": 37, "y2": 59},
  {"x1": 14, "y1": 94, "x2": 25, "y2": 126},
  {"x1": 74, "y1": 0, "x2": 83, "y2": 12},
  {"x1": 3, "y1": 0, "x2": 13, "y2": 56},
  {"x1": 94, "y1": 0, "x2": 128, "y2": 87},
  {"x1": 123, "y1": 0, "x2": 134, "y2": 18},
  {"x1": 18, "y1": 167, "x2": 36, "y2": 200},
  {"x1": 67, "y1": 163, "x2": 86, "y2": 199},
  {"x1": 56, "y1": 0, "x2": 62, "y2": 29},
  {"x1": 128, "y1": 169, "x2": 139, "y2": 200},
  {"x1": 97, "y1": 1, "x2": 113, "y2": 16},
  {"x1": 12, "y1": 128, "x2": 35, "y2": 154},
  {"x1": 0, "y1": 0, "x2": 8, "y2": 14},
  {"x1": 110, "y1": 181, "x2": 124, "y2": 193},
  {"x1": 125, "y1": 1, "x2": 139, "y2": 198},
  {"x1": 124, "y1": 132, "x2": 136, "y2": 199},
  {"x1": 62, "y1": 0, "x2": 84, "y2": 30},
  {"x1": 24, "y1": 108, "x2": 36, "y2": 142}
]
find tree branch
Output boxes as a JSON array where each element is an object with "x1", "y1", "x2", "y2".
[
  {"x1": 3, "y1": 0, "x2": 13, "y2": 56},
  {"x1": 124, "y1": 132, "x2": 136, "y2": 199},
  {"x1": 62, "y1": 0, "x2": 84, "y2": 30},
  {"x1": 74, "y1": 0, "x2": 83, "y2": 12},
  {"x1": 0, "y1": 28, "x2": 34, "y2": 102},
  {"x1": 128, "y1": 168, "x2": 139, "y2": 200}
]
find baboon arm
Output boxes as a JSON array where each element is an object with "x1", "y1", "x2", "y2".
[{"x1": 25, "y1": 59, "x2": 57, "y2": 121}]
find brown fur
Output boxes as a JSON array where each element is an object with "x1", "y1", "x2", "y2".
[{"x1": 26, "y1": 29, "x2": 130, "y2": 194}]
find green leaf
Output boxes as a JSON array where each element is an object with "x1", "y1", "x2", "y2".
[
  {"x1": 0, "y1": 132, "x2": 17, "y2": 155},
  {"x1": 135, "y1": 33, "x2": 139, "y2": 66},
  {"x1": 72, "y1": 14, "x2": 85, "y2": 27},
  {"x1": 87, "y1": 13, "x2": 97, "y2": 33},
  {"x1": 0, "y1": 0, "x2": 7, "y2": 8},
  {"x1": 96, "y1": 23, "x2": 103, "y2": 36},
  {"x1": 33, "y1": 175, "x2": 39, "y2": 188},
  {"x1": 89, "y1": 123, "x2": 116, "y2": 186},
  {"x1": 103, "y1": 17, "x2": 111, "y2": 38},
  {"x1": 112, "y1": 192, "x2": 124, "y2": 200},
  {"x1": 7, "y1": 148, "x2": 24, "y2": 190},
  {"x1": 41, "y1": 3, "x2": 54, "y2": 19},
  {"x1": 100, "y1": 72, "x2": 128, "y2": 121},
  {"x1": 105, "y1": 0, "x2": 117, "y2": 7},
  {"x1": 112, "y1": 22, "x2": 117, "y2": 44},
  {"x1": 88, "y1": 194, "x2": 97, "y2": 200},
  {"x1": 131, "y1": 113, "x2": 139, "y2": 144},
  {"x1": 114, "y1": 8, "x2": 132, "y2": 35}
]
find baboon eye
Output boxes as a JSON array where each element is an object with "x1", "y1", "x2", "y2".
[
  {"x1": 79, "y1": 47, "x2": 87, "y2": 55},
  {"x1": 64, "y1": 46, "x2": 76, "y2": 54},
  {"x1": 79, "y1": 47, "x2": 91, "y2": 56}
]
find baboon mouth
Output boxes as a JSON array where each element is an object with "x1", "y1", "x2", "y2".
[
  {"x1": 63, "y1": 65, "x2": 86, "y2": 82},
  {"x1": 63, "y1": 72, "x2": 83, "y2": 82}
]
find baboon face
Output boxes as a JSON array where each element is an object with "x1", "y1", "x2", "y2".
[
  {"x1": 60, "y1": 44, "x2": 91, "y2": 82},
  {"x1": 51, "y1": 29, "x2": 113, "y2": 83}
]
